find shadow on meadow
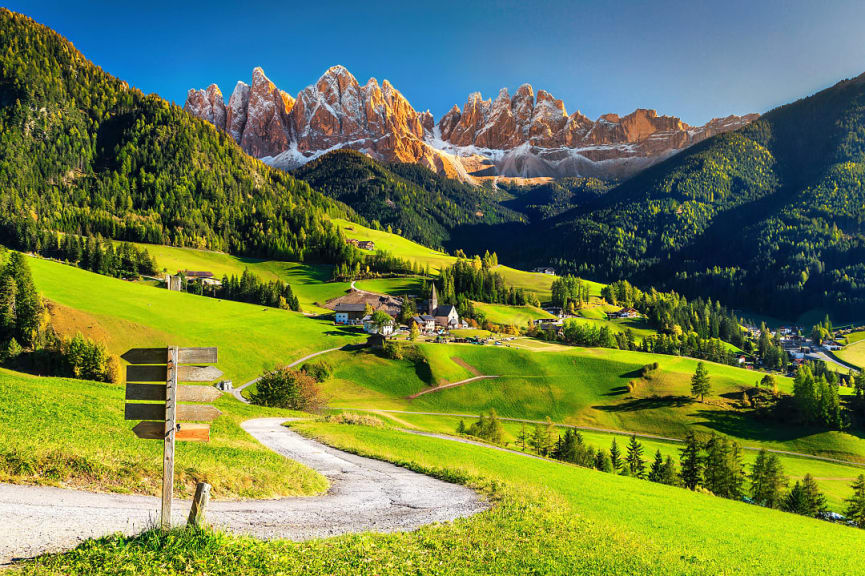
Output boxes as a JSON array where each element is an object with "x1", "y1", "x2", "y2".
[{"x1": 593, "y1": 395, "x2": 692, "y2": 412}]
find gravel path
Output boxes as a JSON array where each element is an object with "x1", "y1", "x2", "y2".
[{"x1": 0, "y1": 418, "x2": 487, "y2": 565}]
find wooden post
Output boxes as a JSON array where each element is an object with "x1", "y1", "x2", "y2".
[
  {"x1": 161, "y1": 345, "x2": 178, "y2": 530},
  {"x1": 187, "y1": 482, "x2": 211, "y2": 528}
]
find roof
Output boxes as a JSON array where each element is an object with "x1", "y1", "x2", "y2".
[
  {"x1": 332, "y1": 303, "x2": 368, "y2": 312},
  {"x1": 413, "y1": 315, "x2": 435, "y2": 323},
  {"x1": 435, "y1": 305, "x2": 457, "y2": 316},
  {"x1": 180, "y1": 270, "x2": 213, "y2": 278}
]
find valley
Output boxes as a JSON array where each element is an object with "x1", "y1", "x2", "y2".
[{"x1": 2, "y1": 5, "x2": 865, "y2": 575}]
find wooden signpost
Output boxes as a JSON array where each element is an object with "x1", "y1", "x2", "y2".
[{"x1": 123, "y1": 345, "x2": 222, "y2": 529}]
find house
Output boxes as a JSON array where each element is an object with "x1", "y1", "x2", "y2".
[
  {"x1": 533, "y1": 267, "x2": 556, "y2": 275},
  {"x1": 326, "y1": 289, "x2": 403, "y2": 324},
  {"x1": 608, "y1": 307, "x2": 640, "y2": 319},
  {"x1": 362, "y1": 314, "x2": 394, "y2": 336},
  {"x1": 346, "y1": 238, "x2": 360, "y2": 248},
  {"x1": 357, "y1": 240, "x2": 375, "y2": 251},
  {"x1": 332, "y1": 302, "x2": 368, "y2": 325},
  {"x1": 412, "y1": 315, "x2": 436, "y2": 333},
  {"x1": 425, "y1": 284, "x2": 460, "y2": 329},
  {"x1": 542, "y1": 306, "x2": 564, "y2": 319}
]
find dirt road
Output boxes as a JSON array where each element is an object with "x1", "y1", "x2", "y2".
[{"x1": 0, "y1": 418, "x2": 486, "y2": 565}]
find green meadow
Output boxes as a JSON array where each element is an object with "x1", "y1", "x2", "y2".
[
  {"x1": 836, "y1": 339, "x2": 865, "y2": 369},
  {"x1": 22, "y1": 420, "x2": 865, "y2": 575},
  {"x1": 28, "y1": 256, "x2": 364, "y2": 385},
  {"x1": 131, "y1": 242, "x2": 350, "y2": 313},
  {"x1": 0, "y1": 368, "x2": 326, "y2": 499},
  {"x1": 320, "y1": 343, "x2": 865, "y2": 463}
]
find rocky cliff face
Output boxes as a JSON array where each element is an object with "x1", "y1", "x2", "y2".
[{"x1": 185, "y1": 66, "x2": 757, "y2": 182}]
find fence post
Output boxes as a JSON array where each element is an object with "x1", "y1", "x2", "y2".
[{"x1": 187, "y1": 482, "x2": 211, "y2": 528}]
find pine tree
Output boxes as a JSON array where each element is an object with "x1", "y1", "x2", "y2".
[
  {"x1": 679, "y1": 431, "x2": 703, "y2": 490},
  {"x1": 594, "y1": 450, "x2": 613, "y2": 472},
  {"x1": 609, "y1": 438, "x2": 622, "y2": 472},
  {"x1": 626, "y1": 434, "x2": 646, "y2": 478},
  {"x1": 750, "y1": 449, "x2": 787, "y2": 508},
  {"x1": 648, "y1": 450, "x2": 664, "y2": 482},
  {"x1": 659, "y1": 456, "x2": 678, "y2": 485},
  {"x1": 691, "y1": 361, "x2": 711, "y2": 401},
  {"x1": 530, "y1": 423, "x2": 548, "y2": 455},
  {"x1": 844, "y1": 475, "x2": 865, "y2": 528},
  {"x1": 516, "y1": 423, "x2": 528, "y2": 452}
]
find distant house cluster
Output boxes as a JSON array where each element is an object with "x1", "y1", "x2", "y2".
[{"x1": 346, "y1": 238, "x2": 375, "y2": 251}]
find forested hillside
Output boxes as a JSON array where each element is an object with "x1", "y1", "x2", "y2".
[
  {"x1": 293, "y1": 150, "x2": 522, "y2": 248},
  {"x1": 0, "y1": 9, "x2": 356, "y2": 263},
  {"x1": 518, "y1": 72, "x2": 865, "y2": 319}
]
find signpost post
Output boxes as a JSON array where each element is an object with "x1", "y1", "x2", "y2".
[{"x1": 122, "y1": 346, "x2": 222, "y2": 530}]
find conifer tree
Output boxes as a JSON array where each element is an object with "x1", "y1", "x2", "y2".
[
  {"x1": 659, "y1": 456, "x2": 678, "y2": 485},
  {"x1": 516, "y1": 423, "x2": 528, "y2": 452},
  {"x1": 750, "y1": 449, "x2": 787, "y2": 508},
  {"x1": 648, "y1": 449, "x2": 664, "y2": 482},
  {"x1": 594, "y1": 450, "x2": 613, "y2": 473},
  {"x1": 679, "y1": 431, "x2": 703, "y2": 489},
  {"x1": 609, "y1": 438, "x2": 622, "y2": 472},
  {"x1": 626, "y1": 434, "x2": 646, "y2": 478},
  {"x1": 844, "y1": 475, "x2": 865, "y2": 528},
  {"x1": 691, "y1": 361, "x2": 711, "y2": 401}
]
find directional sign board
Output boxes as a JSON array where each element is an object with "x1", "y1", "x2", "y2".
[{"x1": 123, "y1": 346, "x2": 221, "y2": 530}]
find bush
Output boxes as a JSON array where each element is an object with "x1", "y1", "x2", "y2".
[
  {"x1": 382, "y1": 341, "x2": 403, "y2": 360},
  {"x1": 301, "y1": 360, "x2": 333, "y2": 382},
  {"x1": 249, "y1": 367, "x2": 326, "y2": 413},
  {"x1": 325, "y1": 413, "x2": 384, "y2": 427}
]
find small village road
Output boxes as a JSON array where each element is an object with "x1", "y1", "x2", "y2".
[{"x1": 0, "y1": 418, "x2": 487, "y2": 565}]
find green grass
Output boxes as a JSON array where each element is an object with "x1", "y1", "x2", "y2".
[
  {"x1": 842, "y1": 330, "x2": 865, "y2": 345},
  {"x1": 353, "y1": 276, "x2": 424, "y2": 296},
  {"x1": 21, "y1": 421, "x2": 865, "y2": 575},
  {"x1": 472, "y1": 301, "x2": 553, "y2": 327},
  {"x1": 324, "y1": 343, "x2": 865, "y2": 463},
  {"x1": 837, "y1": 339, "x2": 865, "y2": 369},
  {"x1": 364, "y1": 410, "x2": 862, "y2": 513},
  {"x1": 132, "y1": 243, "x2": 351, "y2": 313},
  {"x1": 332, "y1": 218, "x2": 596, "y2": 300},
  {"x1": 0, "y1": 368, "x2": 326, "y2": 499},
  {"x1": 28, "y1": 256, "x2": 364, "y2": 385}
]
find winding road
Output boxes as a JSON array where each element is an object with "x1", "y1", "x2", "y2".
[{"x1": 0, "y1": 418, "x2": 486, "y2": 565}]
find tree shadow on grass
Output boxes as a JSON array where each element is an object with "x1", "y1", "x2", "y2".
[
  {"x1": 692, "y1": 408, "x2": 829, "y2": 443},
  {"x1": 594, "y1": 395, "x2": 692, "y2": 412},
  {"x1": 603, "y1": 386, "x2": 630, "y2": 397}
]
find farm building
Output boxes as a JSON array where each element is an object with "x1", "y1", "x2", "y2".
[
  {"x1": 411, "y1": 315, "x2": 436, "y2": 333},
  {"x1": 326, "y1": 289, "x2": 402, "y2": 325},
  {"x1": 362, "y1": 314, "x2": 394, "y2": 336},
  {"x1": 607, "y1": 307, "x2": 640, "y2": 319}
]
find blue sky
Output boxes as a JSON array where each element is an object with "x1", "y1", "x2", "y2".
[{"x1": 9, "y1": 0, "x2": 865, "y2": 124}]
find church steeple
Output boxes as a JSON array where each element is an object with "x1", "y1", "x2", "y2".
[{"x1": 429, "y1": 283, "x2": 438, "y2": 314}]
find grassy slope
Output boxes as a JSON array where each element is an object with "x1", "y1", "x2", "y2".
[
  {"x1": 28, "y1": 256, "x2": 364, "y2": 385},
  {"x1": 321, "y1": 343, "x2": 865, "y2": 463},
  {"x1": 331, "y1": 217, "x2": 605, "y2": 300},
  {"x1": 132, "y1": 243, "x2": 350, "y2": 314},
  {"x1": 368, "y1": 410, "x2": 860, "y2": 512},
  {"x1": 23, "y1": 421, "x2": 865, "y2": 575},
  {"x1": 0, "y1": 368, "x2": 326, "y2": 499},
  {"x1": 836, "y1": 339, "x2": 865, "y2": 369}
]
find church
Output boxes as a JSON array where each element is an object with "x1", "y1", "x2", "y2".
[{"x1": 425, "y1": 284, "x2": 459, "y2": 329}]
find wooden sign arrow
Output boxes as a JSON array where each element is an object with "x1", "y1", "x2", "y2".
[
  {"x1": 127, "y1": 365, "x2": 224, "y2": 383},
  {"x1": 126, "y1": 384, "x2": 223, "y2": 403},
  {"x1": 125, "y1": 403, "x2": 222, "y2": 422},
  {"x1": 122, "y1": 347, "x2": 218, "y2": 365},
  {"x1": 133, "y1": 421, "x2": 210, "y2": 442}
]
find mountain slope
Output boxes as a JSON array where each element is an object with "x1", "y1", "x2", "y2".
[
  {"x1": 0, "y1": 9, "x2": 355, "y2": 262},
  {"x1": 523, "y1": 72, "x2": 865, "y2": 318},
  {"x1": 293, "y1": 150, "x2": 522, "y2": 247}
]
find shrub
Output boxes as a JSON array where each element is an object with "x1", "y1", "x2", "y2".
[
  {"x1": 325, "y1": 413, "x2": 384, "y2": 427},
  {"x1": 250, "y1": 367, "x2": 326, "y2": 413},
  {"x1": 301, "y1": 359, "x2": 333, "y2": 382}
]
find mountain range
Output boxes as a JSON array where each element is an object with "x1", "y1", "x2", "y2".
[{"x1": 185, "y1": 66, "x2": 757, "y2": 182}]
